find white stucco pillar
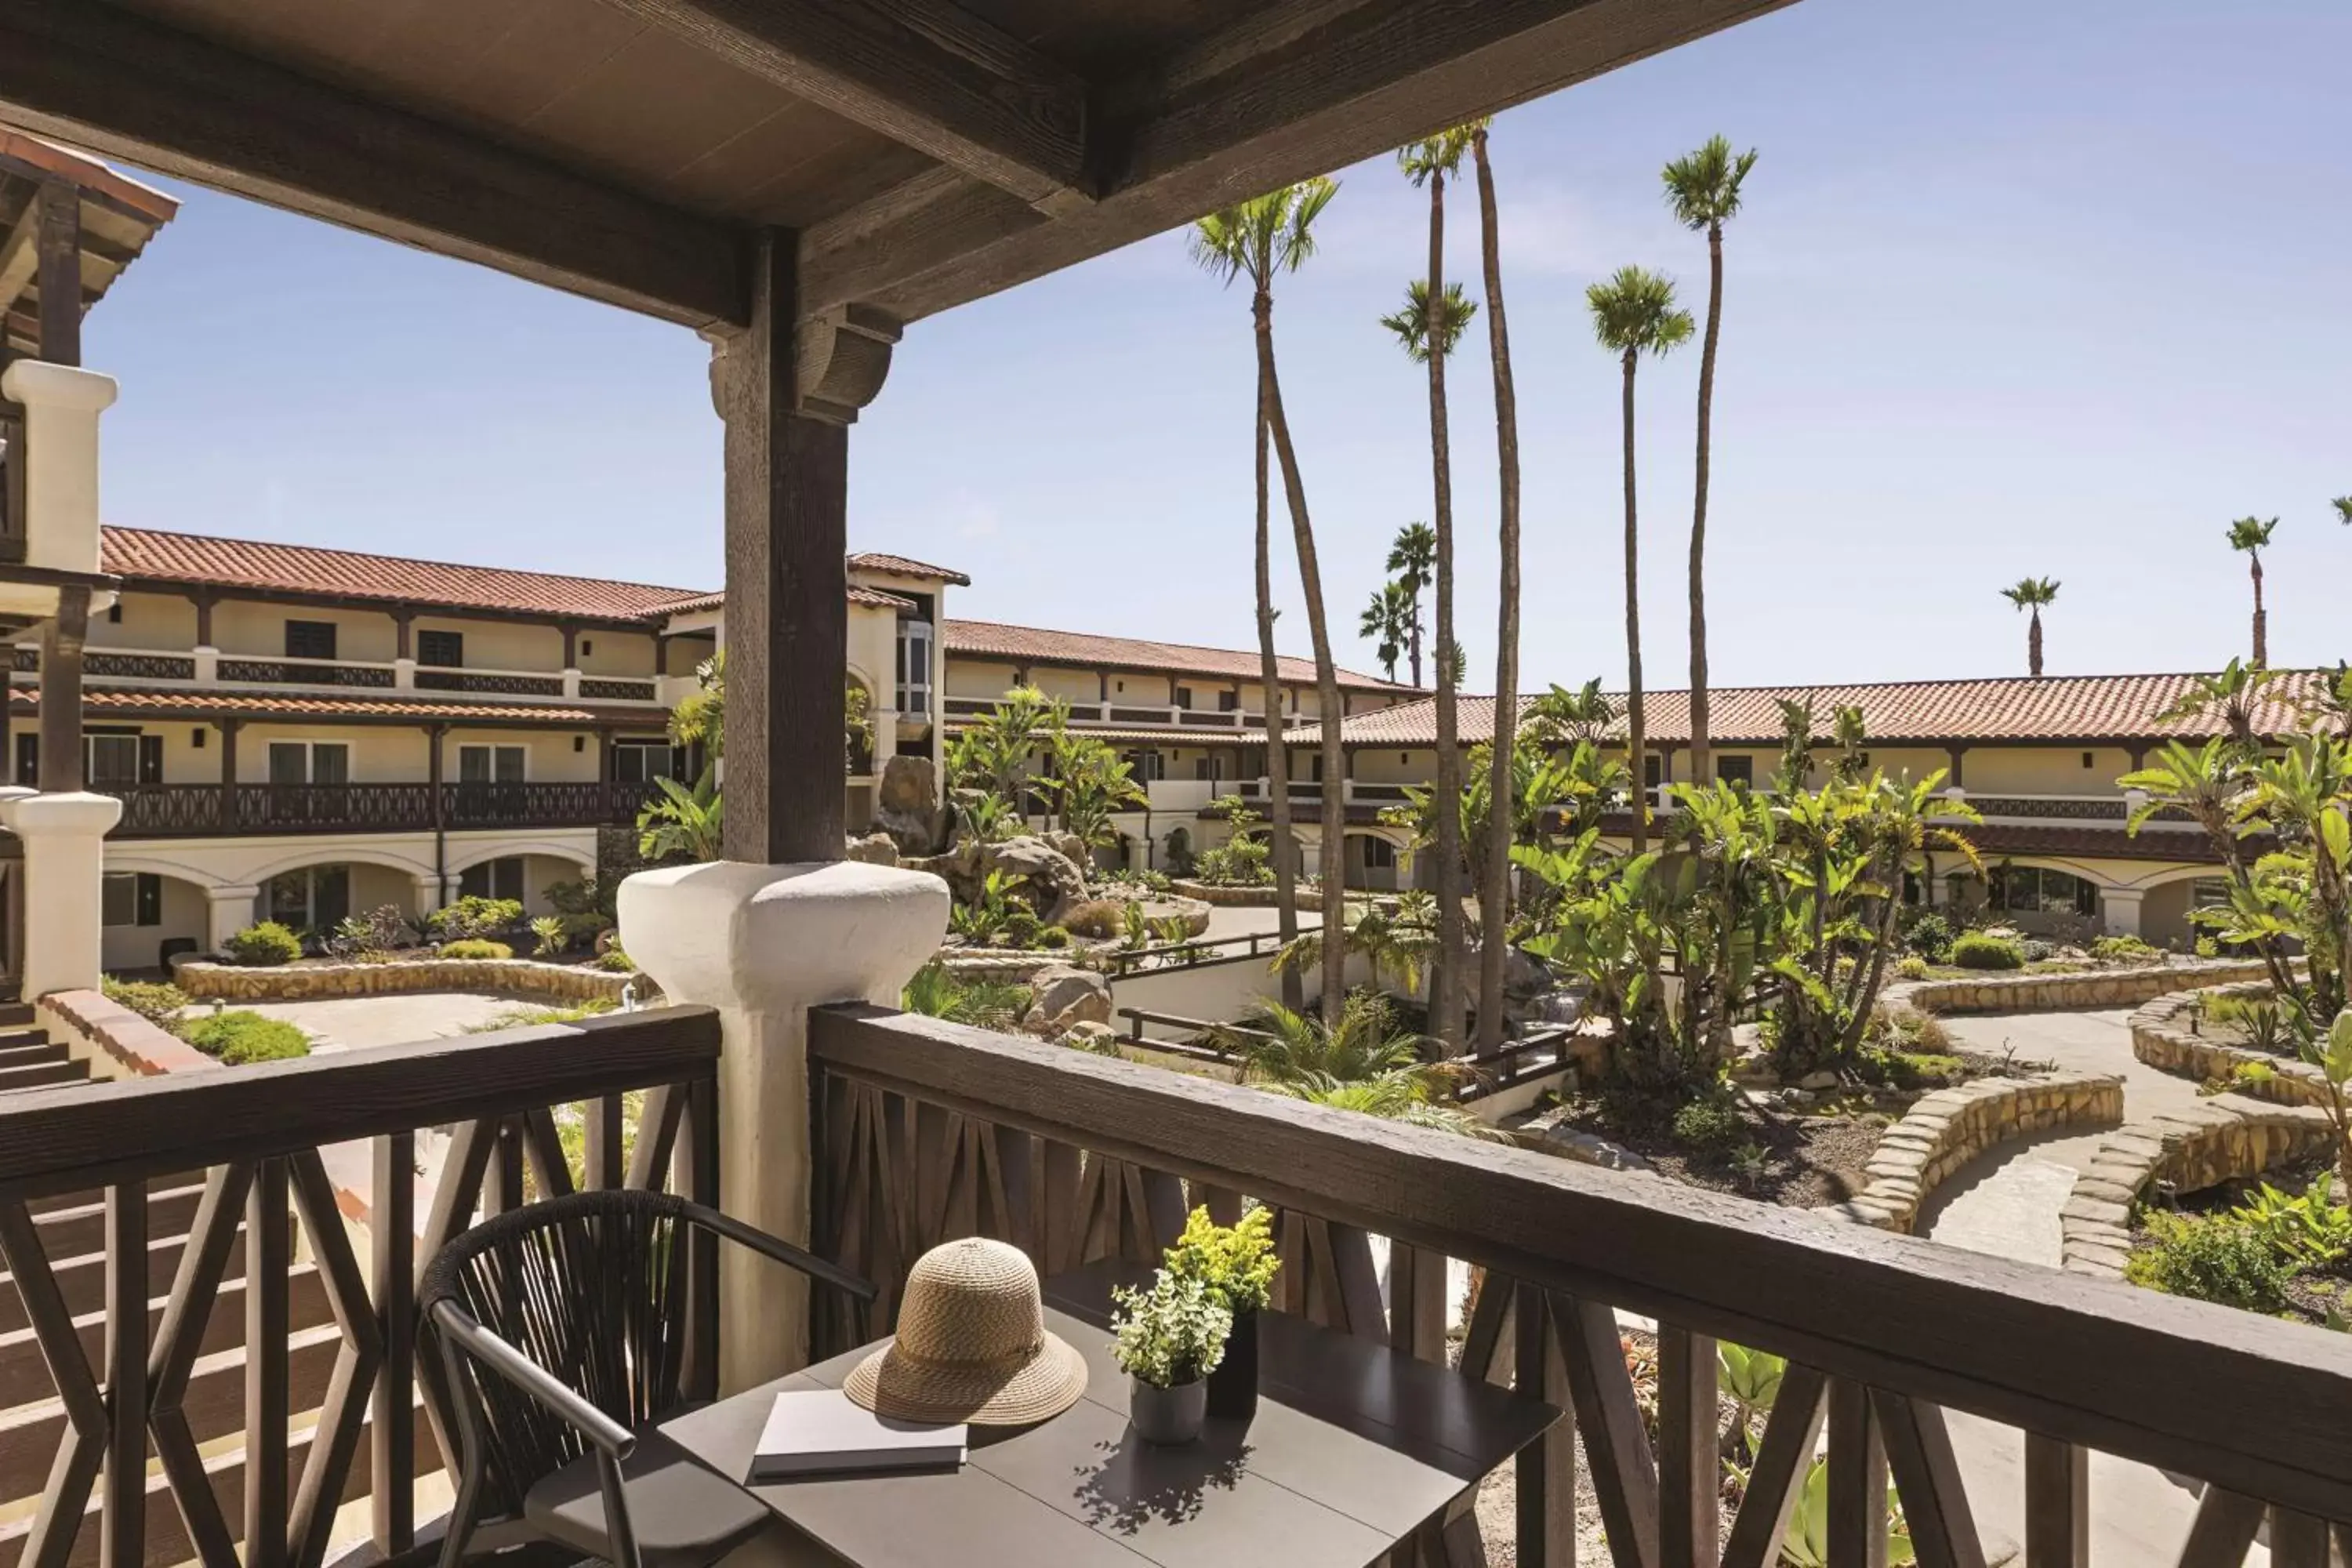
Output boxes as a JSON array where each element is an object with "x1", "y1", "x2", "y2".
[
  {"x1": 192, "y1": 645, "x2": 220, "y2": 683},
  {"x1": 869, "y1": 708, "x2": 898, "y2": 768},
  {"x1": 206, "y1": 884, "x2": 260, "y2": 951},
  {"x1": 0, "y1": 361, "x2": 115, "y2": 579},
  {"x1": 393, "y1": 656, "x2": 417, "y2": 690},
  {"x1": 562, "y1": 667, "x2": 583, "y2": 699},
  {"x1": 619, "y1": 859, "x2": 947, "y2": 1392},
  {"x1": 411, "y1": 872, "x2": 445, "y2": 918},
  {"x1": 2102, "y1": 887, "x2": 2146, "y2": 938},
  {"x1": 1, "y1": 791, "x2": 122, "y2": 996}
]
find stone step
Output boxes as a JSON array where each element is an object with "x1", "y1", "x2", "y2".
[
  {"x1": 0, "y1": 1042, "x2": 67, "y2": 1071},
  {"x1": 0, "y1": 1057, "x2": 88, "y2": 1093}
]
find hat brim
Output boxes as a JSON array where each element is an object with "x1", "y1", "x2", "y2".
[{"x1": 841, "y1": 1330, "x2": 1088, "y2": 1428}]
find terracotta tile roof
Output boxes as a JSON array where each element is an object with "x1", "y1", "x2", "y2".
[
  {"x1": 1293, "y1": 672, "x2": 2333, "y2": 746},
  {"x1": 942, "y1": 618, "x2": 1410, "y2": 692},
  {"x1": 10, "y1": 685, "x2": 614, "y2": 724},
  {"x1": 1585, "y1": 811, "x2": 2230, "y2": 866},
  {"x1": 848, "y1": 552, "x2": 971, "y2": 585},
  {"x1": 943, "y1": 720, "x2": 1261, "y2": 746},
  {"x1": 848, "y1": 586, "x2": 917, "y2": 611}
]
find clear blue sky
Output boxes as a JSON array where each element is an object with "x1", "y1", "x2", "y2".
[{"x1": 84, "y1": 0, "x2": 2350, "y2": 692}]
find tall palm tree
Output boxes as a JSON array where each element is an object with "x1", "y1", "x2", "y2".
[
  {"x1": 1358, "y1": 580, "x2": 1415, "y2": 684},
  {"x1": 1395, "y1": 125, "x2": 1479, "y2": 1051},
  {"x1": 2335, "y1": 495, "x2": 2351, "y2": 527},
  {"x1": 1586, "y1": 266, "x2": 1693, "y2": 855},
  {"x1": 1661, "y1": 136, "x2": 1759, "y2": 787},
  {"x1": 1190, "y1": 180, "x2": 1338, "y2": 1010},
  {"x1": 1469, "y1": 116, "x2": 1520, "y2": 1054},
  {"x1": 2001, "y1": 577, "x2": 2060, "y2": 677},
  {"x1": 2227, "y1": 516, "x2": 2279, "y2": 667},
  {"x1": 1385, "y1": 521, "x2": 1437, "y2": 688}
]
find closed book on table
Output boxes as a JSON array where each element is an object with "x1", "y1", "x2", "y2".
[{"x1": 748, "y1": 1389, "x2": 967, "y2": 1481}]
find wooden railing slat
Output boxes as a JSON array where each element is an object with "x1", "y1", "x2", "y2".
[
  {"x1": 585, "y1": 1094, "x2": 626, "y2": 1190},
  {"x1": 2268, "y1": 1509, "x2": 2329, "y2": 1568},
  {"x1": 369, "y1": 1131, "x2": 416, "y2": 1556},
  {"x1": 99, "y1": 1184, "x2": 145, "y2": 1568},
  {"x1": 0, "y1": 1195, "x2": 107, "y2": 1568},
  {"x1": 1657, "y1": 1327, "x2": 1719, "y2": 1568},
  {"x1": 2021, "y1": 1435, "x2": 2087, "y2": 1568},
  {"x1": 1825, "y1": 1379, "x2": 1887, "y2": 1568},
  {"x1": 1871, "y1": 1389, "x2": 1985, "y2": 1568},
  {"x1": 1722, "y1": 1362, "x2": 1828, "y2": 1568},
  {"x1": 681, "y1": 1074, "x2": 720, "y2": 1403},
  {"x1": 285, "y1": 1152, "x2": 383, "y2": 1568},
  {"x1": 2173, "y1": 1489, "x2": 2265, "y2": 1568},
  {"x1": 1514, "y1": 1282, "x2": 1574, "y2": 1568},
  {"x1": 145, "y1": 1161, "x2": 252, "y2": 1568},
  {"x1": 1555, "y1": 1293, "x2": 1659, "y2": 1568},
  {"x1": 244, "y1": 1159, "x2": 292, "y2": 1568}
]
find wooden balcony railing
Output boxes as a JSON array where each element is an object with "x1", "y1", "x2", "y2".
[
  {"x1": 216, "y1": 657, "x2": 397, "y2": 689},
  {"x1": 101, "y1": 780, "x2": 662, "y2": 837},
  {"x1": 809, "y1": 1004, "x2": 2352, "y2": 1566},
  {"x1": 0, "y1": 1006, "x2": 721, "y2": 1568}
]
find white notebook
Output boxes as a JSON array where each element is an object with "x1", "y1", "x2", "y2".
[{"x1": 748, "y1": 1389, "x2": 968, "y2": 1481}]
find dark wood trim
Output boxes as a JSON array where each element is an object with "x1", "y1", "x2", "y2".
[
  {"x1": 34, "y1": 176, "x2": 78, "y2": 364},
  {"x1": 0, "y1": 0, "x2": 749, "y2": 328},
  {"x1": 604, "y1": 0, "x2": 1089, "y2": 212},
  {"x1": 36, "y1": 581, "x2": 85, "y2": 790}
]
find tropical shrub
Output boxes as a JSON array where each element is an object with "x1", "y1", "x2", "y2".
[
  {"x1": 899, "y1": 961, "x2": 1032, "y2": 1030},
  {"x1": 183, "y1": 1010, "x2": 310, "y2": 1065},
  {"x1": 597, "y1": 948, "x2": 637, "y2": 972},
  {"x1": 2126, "y1": 1210, "x2": 2292, "y2": 1314},
  {"x1": 224, "y1": 922, "x2": 303, "y2": 967},
  {"x1": 102, "y1": 975, "x2": 188, "y2": 1025},
  {"x1": 2091, "y1": 934, "x2": 2163, "y2": 964},
  {"x1": 1192, "y1": 832, "x2": 1274, "y2": 887},
  {"x1": 530, "y1": 916, "x2": 568, "y2": 956},
  {"x1": 429, "y1": 896, "x2": 522, "y2": 942},
  {"x1": 1669, "y1": 1095, "x2": 1747, "y2": 1152},
  {"x1": 1780, "y1": 1457, "x2": 1915, "y2": 1567},
  {"x1": 1950, "y1": 934, "x2": 2025, "y2": 971},
  {"x1": 637, "y1": 771, "x2": 724, "y2": 862},
  {"x1": 2232, "y1": 1173, "x2": 2352, "y2": 1269},
  {"x1": 327, "y1": 905, "x2": 412, "y2": 959},
  {"x1": 1900, "y1": 911, "x2": 1957, "y2": 964},
  {"x1": 1162, "y1": 1206, "x2": 1280, "y2": 1316},
  {"x1": 438, "y1": 939, "x2": 514, "y2": 960},
  {"x1": 1894, "y1": 955, "x2": 1929, "y2": 981}
]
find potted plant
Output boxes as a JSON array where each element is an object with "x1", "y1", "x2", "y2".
[
  {"x1": 1109, "y1": 1271, "x2": 1231, "y2": 1445},
  {"x1": 1163, "y1": 1205, "x2": 1279, "y2": 1421}
]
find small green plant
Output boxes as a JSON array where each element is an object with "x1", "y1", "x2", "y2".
[
  {"x1": 182, "y1": 1010, "x2": 310, "y2": 1065},
  {"x1": 464, "y1": 1000, "x2": 618, "y2": 1032},
  {"x1": 428, "y1": 896, "x2": 523, "y2": 942},
  {"x1": 2090, "y1": 934, "x2": 2162, "y2": 964},
  {"x1": 2231, "y1": 1173, "x2": 2352, "y2": 1269},
  {"x1": 949, "y1": 869, "x2": 1025, "y2": 945},
  {"x1": 2231, "y1": 1058, "x2": 2279, "y2": 1092},
  {"x1": 102, "y1": 975, "x2": 189, "y2": 1026},
  {"x1": 1900, "y1": 911, "x2": 1957, "y2": 964},
  {"x1": 2205, "y1": 994, "x2": 2289, "y2": 1054},
  {"x1": 597, "y1": 947, "x2": 637, "y2": 972},
  {"x1": 326, "y1": 905, "x2": 411, "y2": 959},
  {"x1": 2195, "y1": 935, "x2": 2220, "y2": 960},
  {"x1": 437, "y1": 938, "x2": 514, "y2": 960},
  {"x1": 900, "y1": 960, "x2": 1032, "y2": 1030},
  {"x1": 1671, "y1": 1095, "x2": 1748, "y2": 1152},
  {"x1": 1110, "y1": 1271, "x2": 1231, "y2": 1389},
  {"x1": 530, "y1": 915, "x2": 567, "y2": 957},
  {"x1": 1715, "y1": 1341, "x2": 1785, "y2": 1464},
  {"x1": 1162, "y1": 1206, "x2": 1280, "y2": 1316},
  {"x1": 224, "y1": 921, "x2": 303, "y2": 967},
  {"x1": 1780, "y1": 1457, "x2": 1915, "y2": 1567},
  {"x1": 1151, "y1": 915, "x2": 1192, "y2": 947},
  {"x1": 2125, "y1": 1211, "x2": 2292, "y2": 1315},
  {"x1": 1038, "y1": 925, "x2": 1070, "y2": 949},
  {"x1": 1949, "y1": 933, "x2": 2026, "y2": 971},
  {"x1": 1893, "y1": 955, "x2": 1929, "y2": 982}
]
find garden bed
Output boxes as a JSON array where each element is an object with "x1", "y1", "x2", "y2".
[
  {"x1": 1526, "y1": 1094, "x2": 1887, "y2": 1207},
  {"x1": 2122, "y1": 1149, "x2": 2351, "y2": 1327},
  {"x1": 171, "y1": 954, "x2": 637, "y2": 1004},
  {"x1": 1892, "y1": 956, "x2": 2274, "y2": 1015}
]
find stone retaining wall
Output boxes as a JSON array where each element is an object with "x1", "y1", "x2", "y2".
[
  {"x1": 2127, "y1": 985, "x2": 2334, "y2": 1108},
  {"x1": 1167, "y1": 880, "x2": 1329, "y2": 909},
  {"x1": 39, "y1": 989, "x2": 220, "y2": 1079},
  {"x1": 2060, "y1": 1094, "x2": 2338, "y2": 1279},
  {"x1": 1827, "y1": 1072, "x2": 2124, "y2": 1233},
  {"x1": 173, "y1": 956, "x2": 635, "y2": 1004},
  {"x1": 1894, "y1": 958, "x2": 2273, "y2": 1016}
]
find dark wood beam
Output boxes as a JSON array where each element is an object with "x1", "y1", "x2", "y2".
[
  {"x1": 802, "y1": 0, "x2": 1795, "y2": 320},
  {"x1": 33, "y1": 177, "x2": 75, "y2": 364},
  {"x1": 0, "y1": 194, "x2": 36, "y2": 320},
  {"x1": 0, "y1": 0, "x2": 749, "y2": 328},
  {"x1": 604, "y1": 0, "x2": 1091, "y2": 213}
]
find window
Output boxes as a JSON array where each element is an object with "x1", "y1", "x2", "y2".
[
  {"x1": 2190, "y1": 877, "x2": 2230, "y2": 910},
  {"x1": 611, "y1": 739, "x2": 677, "y2": 783},
  {"x1": 1643, "y1": 753, "x2": 1664, "y2": 789},
  {"x1": 268, "y1": 742, "x2": 349, "y2": 786},
  {"x1": 1987, "y1": 865, "x2": 2100, "y2": 917},
  {"x1": 101, "y1": 873, "x2": 162, "y2": 928},
  {"x1": 85, "y1": 733, "x2": 144, "y2": 788},
  {"x1": 1361, "y1": 837, "x2": 1397, "y2": 870},
  {"x1": 1219, "y1": 690, "x2": 1240, "y2": 713},
  {"x1": 1174, "y1": 686, "x2": 1194, "y2": 710},
  {"x1": 1124, "y1": 750, "x2": 1166, "y2": 782},
  {"x1": 459, "y1": 857, "x2": 526, "y2": 902},
  {"x1": 895, "y1": 620, "x2": 935, "y2": 717},
  {"x1": 417, "y1": 630, "x2": 464, "y2": 667},
  {"x1": 459, "y1": 744, "x2": 528, "y2": 783},
  {"x1": 284, "y1": 619, "x2": 337, "y2": 660},
  {"x1": 266, "y1": 865, "x2": 349, "y2": 933},
  {"x1": 1715, "y1": 755, "x2": 1755, "y2": 787},
  {"x1": 1193, "y1": 756, "x2": 1226, "y2": 782}
]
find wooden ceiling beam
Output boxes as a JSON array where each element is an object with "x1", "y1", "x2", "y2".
[
  {"x1": 0, "y1": 0, "x2": 750, "y2": 328},
  {"x1": 604, "y1": 0, "x2": 1091, "y2": 215},
  {"x1": 0, "y1": 192, "x2": 35, "y2": 321},
  {"x1": 803, "y1": 0, "x2": 1795, "y2": 321}
]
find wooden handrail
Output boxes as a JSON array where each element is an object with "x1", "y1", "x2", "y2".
[{"x1": 808, "y1": 1002, "x2": 2352, "y2": 1524}]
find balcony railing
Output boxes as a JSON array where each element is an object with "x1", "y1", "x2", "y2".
[
  {"x1": 412, "y1": 666, "x2": 564, "y2": 697},
  {"x1": 218, "y1": 655, "x2": 397, "y2": 689},
  {"x1": 101, "y1": 779, "x2": 661, "y2": 837}
]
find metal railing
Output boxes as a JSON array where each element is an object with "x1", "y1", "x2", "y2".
[{"x1": 101, "y1": 779, "x2": 661, "y2": 837}]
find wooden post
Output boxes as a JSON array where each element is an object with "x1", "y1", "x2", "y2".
[
  {"x1": 38, "y1": 584, "x2": 88, "y2": 792},
  {"x1": 710, "y1": 230, "x2": 898, "y2": 864},
  {"x1": 561, "y1": 622, "x2": 579, "y2": 669},
  {"x1": 217, "y1": 717, "x2": 240, "y2": 831},
  {"x1": 35, "y1": 180, "x2": 81, "y2": 367},
  {"x1": 192, "y1": 590, "x2": 215, "y2": 648},
  {"x1": 1946, "y1": 745, "x2": 1966, "y2": 788},
  {"x1": 391, "y1": 606, "x2": 412, "y2": 660},
  {"x1": 426, "y1": 723, "x2": 446, "y2": 903}
]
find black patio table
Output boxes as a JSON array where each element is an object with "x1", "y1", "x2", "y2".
[{"x1": 658, "y1": 1261, "x2": 1563, "y2": 1568}]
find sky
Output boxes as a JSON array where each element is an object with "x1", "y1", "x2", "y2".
[{"x1": 80, "y1": 0, "x2": 2351, "y2": 695}]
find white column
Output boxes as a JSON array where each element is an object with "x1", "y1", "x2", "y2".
[
  {"x1": 393, "y1": 656, "x2": 417, "y2": 690},
  {"x1": 411, "y1": 872, "x2": 445, "y2": 919},
  {"x1": 1, "y1": 791, "x2": 122, "y2": 996},
  {"x1": 192, "y1": 645, "x2": 220, "y2": 683},
  {"x1": 0, "y1": 361, "x2": 115, "y2": 579},
  {"x1": 562, "y1": 667, "x2": 583, "y2": 699},
  {"x1": 206, "y1": 884, "x2": 260, "y2": 952},
  {"x1": 869, "y1": 708, "x2": 899, "y2": 768},
  {"x1": 2102, "y1": 887, "x2": 2146, "y2": 938},
  {"x1": 619, "y1": 859, "x2": 946, "y2": 1392}
]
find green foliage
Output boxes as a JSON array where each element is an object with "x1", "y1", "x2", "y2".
[
  {"x1": 2204, "y1": 993, "x2": 2291, "y2": 1054},
  {"x1": 2231, "y1": 1172, "x2": 2352, "y2": 1269},
  {"x1": 1163, "y1": 1206, "x2": 1280, "y2": 1316},
  {"x1": 1894, "y1": 955, "x2": 1929, "y2": 981},
  {"x1": 597, "y1": 948, "x2": 638, "y2": 972},
  {"x1": 950, "y1": 869, "x2": 1060, "y2": 948},
  {"x1": 2091, "y1": 934, "x2": 2163, "y2": 964},
  {"x1": 1900, "y1": 911, "x2": 1957, "y2": 964},
  {"x1": 900, "y1": 960, "x2": 1032, "y2": 1031},
  {"x1": 668, "y1": 648, "x2": 724, "y2": 757},
  {"x1": 1670, "y1": 1095, "x2": 1748, "y2": 1152},
  {"x1": 1238, "y1": 992, "x2": 1505, "y2": 1141},
  {"x1": 327, "y1": 905, "x2": 411, "y2": 959},
  {"x1": 530, "y1": 915, "x2": 567, "y2": 956},
  {"x1": 1110, "y1": 1271, "x2": 1232, "y2": 1389},
  {"x1": 545, "y1": 876, "x2": 615, "y2": 920},
  {"x1": 438, "y1": 939, "x2": 514, "y2": 960},
  {"x1": 1193, "y1": 828, "x2": 1276, "y2": 888},
  {"x1": 1950, "y1": 933, "x2": 2026, "y2": 971},
  {"x1": 1780, "y1": 1458, "x2": 1916, "y2": 1568},
  {"x1": 429, "y1": 896, "x2": 522, "y2": 942},
  {"x1": 1715, "y1": 1341, "x2": 1784, "y2": 1423},
  {"x1": 224, "y1": 922, "x2": 303, "y2": 967},
  {"x1": 103, "y1": 975, "x2": 189, "y2": 1025},
  {"x1": 183, "y1": 1010, "x2": 310, "y2": 1065},
  {"x1": 637, "y1": 771, "x2": 724, "y2": 862},
  {"x1": 463, "y1": 1000, "x2": 617, "y2": 1033},
  {"x1": 2125, "y1": 1211, "x2": 2292, "y2": 1315}
]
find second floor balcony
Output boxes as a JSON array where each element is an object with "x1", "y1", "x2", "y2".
[{"x1": 96, "y1": 778, "x2": 662, "y2": 838}]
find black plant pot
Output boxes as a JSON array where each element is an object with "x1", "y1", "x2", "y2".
[{"x1": 1206, "y1": 1308, "x2": 1259, "y2": 1423}]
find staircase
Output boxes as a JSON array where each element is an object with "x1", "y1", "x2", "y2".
[{"x1": 0, "y1": 1004, "x2": 91, "y2": 1095}]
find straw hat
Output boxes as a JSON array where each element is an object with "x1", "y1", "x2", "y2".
[{"x1": 843, "y1": 1238, "x2": 1087, "y2": 1426}]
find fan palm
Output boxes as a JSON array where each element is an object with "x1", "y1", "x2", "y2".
[
  {"x1": 1587, "y1": 266, "x2": 1693, "y2": 855},
  {"x1": 1661, "y1": 136, "x2": 1759, "y2": 787},
  {"x1": 1396, "y1": 124, "x2": 1479, "y2": 1052},
  {"x1": 1358, "y1": 580, "x2": 1416, "y2": 684},
  {"x1": 2227, "y1": 516, "x2": 2279, "y2": 667},
  {"x1": 1239, "y1": 994, "x2": 1505, "y2": 1140},
  {"x1": 1191, "y1": 179, "x2": 1338, "y2": 1010},
  {"x1": 1469, "y1": 116, "x2": 1521, "y2": 1054},
  {"x1": 1999, "y1": 577, "x2": 2059, "y2": 677},
  {"x1": 1385, "y1": 522, "x2": 1437, "y2": 688}
]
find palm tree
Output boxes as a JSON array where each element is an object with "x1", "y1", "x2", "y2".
[
  {"x1": 2335, "y1": 495, "x2": 2351, "y2": 527},
  {"x1": 1661, "y1": 136, "x2": 1759, "y2": 788},
  {"x1": 1191, "y1": 181, "x2": 1338, "y2": 1011},
  {"x1": 1469, "y1": 115, "x2": 1521, "y2": 1054},
  {"x1": 1358, "y1": 580, "x2": 1415, "y2": 684},
  {"x1": 1586, "y1": 266, "x2": 1693, "y2": 855},
  {"x1": 2000, "y1": 577, "x2": 2060, "y2": 677},
  {"x1": 1192, "y1": 177, "x2": 1348, "y2": 1015},
  {"x1": 1385, "y1": 521, "x2": 1437, "y2": 688},
  {"x1": 1526, "y1": 679, "x2": 1619, "y2": 747},
  {"x1": 2227, "y1": 516, "x2": 2279, "y2": 667},
  {"x1": 1396, "y1": 124, "x2": 1479, "y2": 1051}
]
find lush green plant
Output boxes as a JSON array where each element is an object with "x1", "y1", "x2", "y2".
[
  {"x1": 464, "y1": 1000, "x2": 617, "y2": 1033},
  {"x1": 1270, "y1": 899, "x2": 1439, "y2": 996},
  {"x1": 438, "y1": 938, "x2": 514, "y2": 960},
  {"x1": 597, "y1": 948, "x2": 637, "y2": 972},
  {"x1": 327, "y1": 905, "x2": 412, "y2": 959},
  {"x1": 1894, "y1": 955, "x2": 1929, "y2": 981},
  {"x1": 900, "y1": 960, "x2": 1033, "y2": 1031},
  {"x1": 1120, "y1": 900, "x2": 1151, "y2": 951},
  {"x1": 1950, "y1": 933, "x2": 2026, "y2": 971},
  {"x1": 545, "y1": 875, "x2": 615, "y2": 920},
  {"x1": 637, "y1": 771, "x2": 724, "y2": 862},
  {"x1": 224, "y1": 922, "x2": 303, "y2": 967},
  {"x1": 2091, "y1": 934, "x2": 2163, "y2": 964},
  {"x1": 2205, "y1": 993, "x2": 2291, "y2": 1054},
  {"x1": 1899, "y1": 910, "x2": 1958, "y2": 964},
  {"x1": 1110, "y1": 1270, "x2": 1232, "y2": 1388},
  {"x1": 2125, "y1": 1211, "x2": 2292, "y2": 1314},
  {"x1": 429, "y1": 896, "x2": 523, "y2": 942},
  {"x1": 1040, "y1": 731, "x2": 1149, "y2": 848},
  {"x1": 2232, "y1": 1172, "x2": 2352, "y2": 1269},
  {"x1": 530, "y1": 916, "x2": 567, "y2": 957},
  {"x1": 1162, "y1": 1206, "x2": 1280, "y2": 1316},
  {"x1": 1670, "y1": 1095, "x2": 1747, "y2": 1152},
  {"x1": 1780, "y1": 1457, "x2": 1915, "y2": 1568},
  {"x1": 102, "y1": 975, "x2": 189, "y2": 1025},
  {"x1": 946, "y1": 686, "x2": 1061, "y2": 833},
  {"x1": 1715, "y1": 1341, "x2": 1784, "y2": 1465},
  {"x1": 1238, "y1": 993, "x2": 1505, "y2": 1140},
  {"x1": 183, "y1": 1009, "x2": 310, "y2": 1065},
  {"x1": 1193, "y1": 832, "x2": 1275, "y2": 887}
]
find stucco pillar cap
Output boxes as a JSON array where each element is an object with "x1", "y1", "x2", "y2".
[
  {"x1": 2, "y1": 791, "x2": 122, "y2": 835},
  {"x1": 0, "y1": 361, "x2": 119, "y2": 414},
  {"x1": 619, "y1": 859, "x2": 948, "y2": 1011}
]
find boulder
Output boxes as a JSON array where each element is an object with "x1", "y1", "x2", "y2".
[
  {"x1": 844, "y1": 832, "x2": 900, "y2": 867},
  {"x1": 875, "y1": 755, "x2": 952, "y2": 857},
  {"x1": 1059, "y1": 1021, "x2": 1121, "y2": 1055},
  {"x1": 981, "y1": 836, "x2": 1091, "y2": 923},
  {"x1": 1025, "y1": 964, "x2": 1112, "y2": 1033},
  {"x1": 1044, "y1": 829, "x2": 1094, "y2": 869},
  {"x1": 1798, "y1": 1069, "x2": 1842, "y2": 1091}
]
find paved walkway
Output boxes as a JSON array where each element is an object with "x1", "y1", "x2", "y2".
[{"x1": 194, "y1": 989, "x2": 530, "y2": 1052}]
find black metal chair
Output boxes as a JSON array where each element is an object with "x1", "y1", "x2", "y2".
[{"x1": 419, "y1": 1187, "x2": 876, "y2": 1568}]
